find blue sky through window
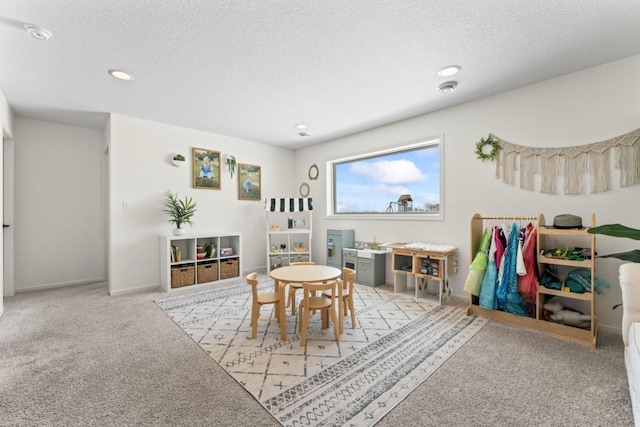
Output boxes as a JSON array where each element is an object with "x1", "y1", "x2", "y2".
[{"x1": 334, "y1": 143, "x2": 440, "y2": 214}]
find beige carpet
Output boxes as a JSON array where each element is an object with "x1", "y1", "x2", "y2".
[
  {"x1": 0, "y1": 279, "x2": 633, "y2": 426},
  {"x1": 157, "y1": 277, "x2": 488, "y2": 426}
]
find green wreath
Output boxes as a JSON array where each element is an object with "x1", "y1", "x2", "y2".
[{"x1": 475, "y1": 136, "x2": 501, "y2": 162}]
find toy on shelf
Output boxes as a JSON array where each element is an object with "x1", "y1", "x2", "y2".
[{"x1": 543, "y1": 299, "x2": 591, "y2": 329}]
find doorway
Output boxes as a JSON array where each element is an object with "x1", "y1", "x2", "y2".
[{"x1": 3, "y1": 136, "x2": 14, "y2": 300}]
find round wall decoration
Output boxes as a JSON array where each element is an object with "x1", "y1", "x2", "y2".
[
  {"x1": 299, "y1": 182, "x2": 310, "y2": 197},
  {"x1": 475, "y1": 135, "x2": 501, "y2": 162},
  {"x1": 308, "y1": 164, "x2": 319, "y2": 180}
]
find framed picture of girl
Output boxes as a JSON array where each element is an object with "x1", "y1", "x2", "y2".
[
  {"x1": 238, "y1": 163, "x2": 261, "y2": 200},
  {"x1": 193, "y1": 148, "x2": 221, "y2": 189}
]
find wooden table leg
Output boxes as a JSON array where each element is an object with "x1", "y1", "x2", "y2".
[
  {"x1": 338, "y1": 281, "x2": 344, "y2": 335},
  {"x1": 279, "y1": 280, "x2": 287, "y2": 341}
]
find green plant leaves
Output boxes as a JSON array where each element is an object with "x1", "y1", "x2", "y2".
[
  {"x1": 163, "y1": 190, "x2": 196, "y2": 228},
  {"x1": 588, "y1": 223, "x2": 640, "y2": 263},
  {"x1": 587, "y1": 223, "x2": 640, "y2": 240},
  {"x1": 597, "y1": 249, "x2": 640, "y2": 263}
]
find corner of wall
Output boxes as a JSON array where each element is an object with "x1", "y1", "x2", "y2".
[{"x1": 0, "y1": 88, "x2": 14, "y2": 139}]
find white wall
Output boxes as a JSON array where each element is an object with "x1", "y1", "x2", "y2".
[
  {"x1": 108, "y1": 114, "x2": 295, "y2": 295},
  {"x1": 14, "y1": 118, "x2": 105, "y2": 291},
  {"x1": 295, "y1": 54, "x2": 640, "y2": 334}
]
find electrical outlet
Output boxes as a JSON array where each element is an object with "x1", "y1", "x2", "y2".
[{"x1": 122, "y1": 200, "x2": 131, "y2": 210}]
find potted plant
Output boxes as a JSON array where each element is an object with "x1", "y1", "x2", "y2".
[
  {"x1": 225, "y1": 154, "x2": 236, "y2": 178},
  {"x1": 162, "y1": 190, "x2": 197, "y2": 235},
  {"x1": 172, "y1": 154, "x2": 185, "y2": 167},
  {"x1": 588, "y1": 223, "x2": 640, "y2": 309}
]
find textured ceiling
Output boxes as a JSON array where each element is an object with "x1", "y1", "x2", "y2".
[{"x1": 2, "y1": 1, "x2": 640, "y2": 149}]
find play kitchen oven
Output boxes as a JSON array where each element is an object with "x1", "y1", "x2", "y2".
[
  {"x1": 342, "y1": 248, "x2": 386, "y2": 287},
  {"x1": 343, "y1": 249, "x2": 358, "y2": 270}
]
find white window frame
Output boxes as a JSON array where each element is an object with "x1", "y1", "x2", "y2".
[{"x1": 326, "y1": 135, "x2": 444, "y2": 220}]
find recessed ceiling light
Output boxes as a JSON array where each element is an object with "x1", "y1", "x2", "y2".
[
  {"x1": 438, "y1": 81, "x2": 458, "y2": 93},
  {"x1": 108, "y1": 69, "x2": 134, "y2": 81},
  {"x1": 295, "y1": 124, "x2": 307, "y2": 129},
  {"x1": 298, "y1": 132, "x2": 311, "y2": 137},
  {"x1": 437, "y1": 65, "x2": 461, "y2": 77},
  {"x1": 24, "y1": 24, "x2": 52, "y2": 41}
]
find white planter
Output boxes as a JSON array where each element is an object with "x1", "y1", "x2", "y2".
[
  {"x1": 172, "y1": 159, "x2": 185, "y2": 167},
  {"x1": 173, "y1": 228, "x2": 186, "y2": 236}
]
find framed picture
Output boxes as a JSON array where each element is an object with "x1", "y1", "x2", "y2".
[
  {"x1": 238, "y1": 163, "x2": 261, "y2": 200},
  {"x1": 193, "y1": 148, "x2": 221, "y2": 189}
]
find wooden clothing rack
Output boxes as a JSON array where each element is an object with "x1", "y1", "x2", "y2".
[
  {"x1": 468, "y1": 214, "x2": 538, "y2": 262},
  {"x1": 466, "y1": 213, "x2": 598, "y2": 347}
]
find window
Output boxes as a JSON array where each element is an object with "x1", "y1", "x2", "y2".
[{"x1": 327, "y1": 136, "x2": 443, "y2": 219}]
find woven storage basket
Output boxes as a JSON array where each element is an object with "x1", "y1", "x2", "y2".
[
  {"x1": 220, "y1": 259, "x2": 239, "y2": 279},
  {"x1": 171, "y1": 265, "x2": 195, "y2": 288},
  {"x1": 197, "y1": 261, "x2": 218, "y2": 284},
  {"x1": 291, "y1": 255, "x2": 310, "y2": 263}
]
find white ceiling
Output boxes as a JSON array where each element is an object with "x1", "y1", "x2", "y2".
[{"x1": 2, "y1": 1, "x2": 640, "y2": 149}]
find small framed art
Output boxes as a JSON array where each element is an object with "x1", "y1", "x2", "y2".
[
  {"x1": 193, "y1": 147, "x2": 221, "y2": 189},
  {"x1": 238, "y1": 163, "x2": 261, "y2": 200}
]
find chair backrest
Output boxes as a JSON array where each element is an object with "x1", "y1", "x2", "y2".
[
  {"x1": 342, "y1": 267, "x2": 356, "y2": 291},
  {"x1": 302, "y1": 280, "x2": 337, "y2": 300},
  {"x1": 291, "y1": 261, "x2": 315, "y2": 266},
  {"x1": 246, "y1": 272, "x2": 259, "y2": 300}
]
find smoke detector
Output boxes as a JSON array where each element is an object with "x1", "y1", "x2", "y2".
[
  {"x1": 24, "y1": 24, "x2": 52, "y2": 41},
  {"x1": 438, "y1": 81, "x2": 458, "y2": 93}
]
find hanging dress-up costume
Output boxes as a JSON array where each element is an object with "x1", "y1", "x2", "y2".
[
  {"x1": 497, "y1": 222, "x2": 529, "y2": 316},
  {"x1": 479, "y1": 226, "x2": 499, "y2": 310},
  {"x1": 518, "y1": 224, "x2": 539, "y2": 302},
  {"x1": 463, "y1": 228, "x2": 490, "y2": 296}
]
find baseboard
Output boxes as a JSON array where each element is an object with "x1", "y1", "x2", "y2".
[
  {"x1": 108, "y1": 283, "x2": 160, "y2": 296},
  {"x1": 15, "y1": 278, "x2": 105, "y2": 293},
  {"x1": 598, "y1": 323, "x2": 622, "y2": 336},
  {"x1": 449, "y1": 293, "x2": 468, "y2": 303}
]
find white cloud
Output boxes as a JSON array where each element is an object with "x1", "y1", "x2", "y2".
[{"x1": 349, "y1": 159, "x2": 427, "y2": 184}]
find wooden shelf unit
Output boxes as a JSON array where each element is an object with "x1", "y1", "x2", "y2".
[
  {"x1": 388, "y1": 244, "x2": 457, "y2": 305},
  {"x1": 466, "y1": 213, "x2": 597, "y2": 347},
  {"x1": 266, "y1": 208, "x2": 312, "y2": 273},
  {"x1": 160, "y1": 232, "x2": 242, "y2": 292}
]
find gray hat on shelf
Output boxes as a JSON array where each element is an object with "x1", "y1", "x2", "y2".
[{"x1": 553, "y1": 214, "x2": 582, "y2": 229}]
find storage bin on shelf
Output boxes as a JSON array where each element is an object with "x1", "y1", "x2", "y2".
[
  {"x1": 290, "y1": 255, "x2": 310, "y2": 264},
  {"x1": 197, "y1": 260, "x2": 218, "y2": 283},
  {"x1": 171, "y1": 264, "x2": 195, "y2": 288},
  {"x1": 220, "y1": 259, "x2": 239, "y2": 279}
]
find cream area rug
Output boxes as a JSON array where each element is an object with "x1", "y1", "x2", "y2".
[{"x1": 156, "y1": 276, "x2": 488, "y2": 426}]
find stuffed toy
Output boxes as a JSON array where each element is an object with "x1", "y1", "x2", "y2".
[{"x1": 543, "y1": 299, "x2": 591, "y2": 328}]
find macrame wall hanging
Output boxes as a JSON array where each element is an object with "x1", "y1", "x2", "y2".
[{"x1": 477, "y1": 128, "x2": 640, "y2": 194}]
